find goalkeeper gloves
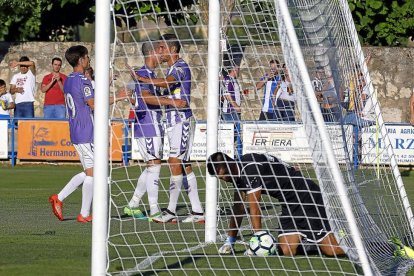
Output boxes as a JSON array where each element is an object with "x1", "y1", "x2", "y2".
[
  {"x1": 389, "y1": 237, "x2": 414, "y2": 260},
  {"x1": 218, "y1": 236, "x2": 236, "y2": 254}
]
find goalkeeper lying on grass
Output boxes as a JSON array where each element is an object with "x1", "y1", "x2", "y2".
[{"x1": 207, "y1": 152, "x2": 345, "y2": 257}]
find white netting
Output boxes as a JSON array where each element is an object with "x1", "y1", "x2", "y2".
[{"x1": 105, "y1": 0, "x2": 414, "y2": 275}]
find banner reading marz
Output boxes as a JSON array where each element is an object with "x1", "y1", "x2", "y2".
[
  {"x1": 243, "y1": 123, "x2": 351, "y2": 163},
  {"x1": 17, "y1": 120, "x2": 122, "y2": 161},
  {"x1": 361, "y1": 125, "x2": 414, "y2": 165}
]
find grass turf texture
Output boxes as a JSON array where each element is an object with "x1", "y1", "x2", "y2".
[{"x1": 1, "y1": 164, "x2": 414, "y2": 275}]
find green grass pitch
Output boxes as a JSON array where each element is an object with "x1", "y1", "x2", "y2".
[{"x1": 1, "y1": 163, "x2": 414, "y2": 275}]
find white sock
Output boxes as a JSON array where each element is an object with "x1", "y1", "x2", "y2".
[
  {"x1": 186, "y1": 172, "x2": 203, "y2": 214},
  {"x1": 167, "y1": 174, "x2": 183, "y2": 214},
  {"x1": 58, "y1": 172, "x2": 86, "y2": 201},
  {"x1": 146, "y1": 165, "x2": 161, "y2": 216},
  {"x1": 80, "y1": 176, "x2": 93, "y2": 217},
  {"x1": 128, "y1": 169, "x2": 148, "y2": 208}
]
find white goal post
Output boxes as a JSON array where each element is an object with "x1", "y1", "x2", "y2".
[
  {"x1": 92, "y1": 0, "x2": 414, "y2": 275},
  {"x1": 92, "y1": 0, "x2": 110, "y2": 275}
]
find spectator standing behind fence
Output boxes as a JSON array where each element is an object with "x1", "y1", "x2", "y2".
[
  {"x1": 41, "y1": 57, "x2": 67, "y2": 119},
  {"x1": 275, "y1": 65, "x2": 296, "y2": 121},
  {"x1": 221, "y1": 66, "x2": 241, "y2": 122},
  {"x1": 257, "y1": 59, "x2": 282, "y2": 121},
  {"x1": 313, "y1": 66, "x2": 341, "y2": 122},
  {"x1": 0, "y1": 79, "x2": 15, "y2": 119},
  {"x1": 343, "y1": 53, "x2": 373, "y2": 127},
  {"x1": 9, "y1": 56, "x2": 36, "y2": 118}
]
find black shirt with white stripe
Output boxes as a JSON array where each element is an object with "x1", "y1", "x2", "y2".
[{"x1": 235, "y1": 153, "x2": 324, "y2": 214}]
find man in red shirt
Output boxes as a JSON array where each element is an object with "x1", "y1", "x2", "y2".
[{"x1": 41, "y1": 57, "x2": 67, "y2": 119}]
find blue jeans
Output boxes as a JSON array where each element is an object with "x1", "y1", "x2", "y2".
[
  {"x1": 221, "y1": 112, "x2": 240, "y2": 122},
  {"x1": 321, "y1": 106, "x2": 341, "y2": 122},
  {"x1": 343, "y1": 112, "x2": 374, "y2": 127},
  {"x1": 275, "y1": 99, "x2": 295, "y2": 122},
  {"x1": 259, "y1": 111, "x2": 277, "y2": 121},
  {"x1": 44, "y1": 104, "x2": 66, "y2": 119},
  {"x1": 15, "y1": 102, "x2": 34, "y2": 118}
]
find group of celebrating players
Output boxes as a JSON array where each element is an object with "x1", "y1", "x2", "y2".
[{"x1": 47, "y1": 34, "x2": 345, "y2": 257}]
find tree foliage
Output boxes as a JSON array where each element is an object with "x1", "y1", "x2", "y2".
[
  {"x1": 0, "y1": 0, "x2": 413, "y2": 46},
  {"x1": 348, "y1": 0, "x2": 414, "y2": 46},
  {"x1": 112, "y1": 0, "x2": 198, "y2": 31},
  {"x1": 0, "y1": 0, "x2": 94, "y2": 41}
]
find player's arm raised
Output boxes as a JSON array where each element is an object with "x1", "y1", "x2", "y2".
[
  {"x1": 137, "y1": 74, "x2": 177, "y2": 88},
  {"x1": 141, "y1": 90, "x2": 186, "y2": 108}
]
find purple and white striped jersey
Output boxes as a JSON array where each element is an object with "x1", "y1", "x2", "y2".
[
  {"x1": 64, "y1": 72, "x2": 94, "y2": 144},
  {"x1": 164, "y1": 58, "x2": 192, "y2": 126},
  {"x1": 221, "y1": 75, "x2": 241, "y2": 113},
  {"x1": 134, "y1": 66, "x2": 163, "y2": 138}
]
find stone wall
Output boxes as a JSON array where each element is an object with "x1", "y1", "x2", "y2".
[{"x1": 0, "y1": 42, "x2": 413, "y2": 122}]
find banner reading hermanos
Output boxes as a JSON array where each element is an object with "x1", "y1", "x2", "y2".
[{"x1": 17, "y1": 120, "x2": 122, "y2": 161}]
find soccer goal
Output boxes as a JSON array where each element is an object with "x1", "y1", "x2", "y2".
[{"x1": 93, "y1": 0, "x2": 414, "y2": 275}]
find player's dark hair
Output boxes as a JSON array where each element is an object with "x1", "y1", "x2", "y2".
[
  {"x1": 141, "y1": 41, "x2": 159, "y2": 57},
  {"x1": 0, "y1": 79, "x2": 6, "y2": 87},
  {"x1": 65, "y1": 45, "x2": 88, "y2": 68},
  {"x1": 222, "y1": 62, "x2": 237, "y2": 77},
  {"x1": 207, "y1": 152, "x2": 234, "y2": 175},
  {"x1": 269, "y1": 59, "x2": 279, "y2": 65},
  {"x1": 160, "y1": 33, "x2": 181, "y2": 53},
  {"x1": 52, "y1": 57, "x2": 62, "y2": 64},
  {"x1": 19, "y1": 56, "x2": 30, "y2": 62}
]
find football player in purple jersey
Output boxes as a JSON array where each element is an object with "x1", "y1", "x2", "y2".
[
  {"x1": 122, "y1": 41, "x2": 187, "y2": 220},
  {"x1": 136, "y1": 34, "x2": 204, "y2": 223},
  {"x1": 49, "y1": 45, "x2": 94, "y2": 223}
]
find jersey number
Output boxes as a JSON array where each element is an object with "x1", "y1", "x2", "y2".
[{"x1": 65, "y1": 94, "x2": 76, "y2": 119}]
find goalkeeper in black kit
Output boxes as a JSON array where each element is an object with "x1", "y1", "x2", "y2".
[{"x1": 207, "y1": 152, "x2": 345, "y2": 256}]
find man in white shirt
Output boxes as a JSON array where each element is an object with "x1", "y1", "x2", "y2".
[{"x1": 9, "y1": 56, "x2": 36, "y2": 118}]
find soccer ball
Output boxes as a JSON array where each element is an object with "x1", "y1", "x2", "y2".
[{"x1": 249, "y1": 230, "x2": 276, "y2": 256}]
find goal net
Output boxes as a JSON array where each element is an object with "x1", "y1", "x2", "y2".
[{"x1": 104, "y1": 0, "x2": 414, "y2": 275}]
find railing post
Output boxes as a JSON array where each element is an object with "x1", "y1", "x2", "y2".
[{"x1": 10, "y1": 118, "x2": 16, "y2": 167}]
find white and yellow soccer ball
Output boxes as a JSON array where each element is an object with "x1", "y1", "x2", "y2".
[{"x1": 249, "y1": 230, "x2": 277, "y2": 256}]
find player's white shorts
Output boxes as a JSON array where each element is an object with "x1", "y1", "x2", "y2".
[
  {"x1": 167, "y1": 117, "x2": 195, "y2": 161},
  {"x1": 73, "y1": 143, "x2": 94, "y2": 170},
  {"x1": 135, "y1": 136, "x2": 163, "y2": 162}
]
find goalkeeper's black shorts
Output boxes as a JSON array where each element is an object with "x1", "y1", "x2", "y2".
[{"x1": 277, "y1": 204, "x2": 332, "y2": 242}]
